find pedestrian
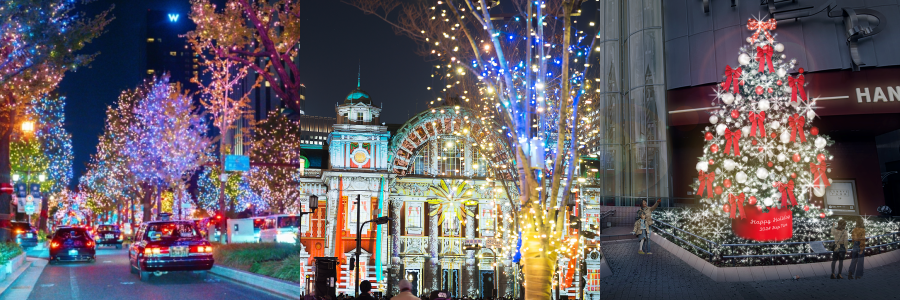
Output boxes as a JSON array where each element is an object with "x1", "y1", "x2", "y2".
[
  {"x1": 357, "y1": 280, "x2": 376, "y2": 300},
  {"x1": 849, "y1": 218, "x2": 866, "y2": 279},
  {"x1": 636, "y1": 199, "x2": 659, "y2": 254},
  {"x1": 830, "y1": 219, "x2": 849, "y2": 279},
  {"x1": 391, "y1": 279, "x2": 420, "y2": 300}
]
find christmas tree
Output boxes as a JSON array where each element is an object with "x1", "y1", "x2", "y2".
[{"x1": 694, "y1": 17, "x2": 834, "y2": 241}]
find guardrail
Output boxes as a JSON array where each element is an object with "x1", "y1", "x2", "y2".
[{"x1": 652, "y1": 220, "x2": 718, "y2": 260}]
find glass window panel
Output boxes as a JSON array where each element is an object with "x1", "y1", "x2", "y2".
[
  {"x1": 644, "y1": 28, "x2": 665, "y2": 86},
  {"x1": 628, "y1": 31, "x2": 644, "y2": 89},
  {"x1": 628, "y1": 0, "x2": 643, "y2": 35},
  {"x1": 643, "y1": 0, "x2": 662, "y2": 28},
  {"x1": 604, "y1": 0, "x2": 619, "y2": 40}
]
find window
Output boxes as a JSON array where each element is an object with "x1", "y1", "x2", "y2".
[
  {"x1": 265, "y1": 81, "x2": 270, "y2": 87},
  {"x1": 147, "y1": 69, "x2": 155, "y2": 75},
  {"x1": 407, "y1": 135, "x2": 489, "y2": 177},
  {"x1": 144, "y1": 222, "x2": 198, "y2": 241},
  {"x1": 170, "y1": 51, "x2": 177, "y2": 56},
  {"x1": 147, "y1": 38, "x2": 155, "y2": 42},
  {"x1": 357, "y1": 112, "x2": 363, "y2": 121}
]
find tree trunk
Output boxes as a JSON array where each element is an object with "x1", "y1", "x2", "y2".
[
  {"x1": 522, "y1": 231, "x2": 554, "y2": 300},
  {"x1": 0, "y1": 112, "x2": 13, "y2": 242},
  {"x1": 39, "y1": 191, "x2": 49, "y2": 232},
  {"x1": 142, "y1": 183, "x2": 153, "y2": 222}
]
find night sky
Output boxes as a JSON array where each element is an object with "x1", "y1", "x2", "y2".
[{"x1": 59, "y1": 0, "x2": 434, "y2": 186}]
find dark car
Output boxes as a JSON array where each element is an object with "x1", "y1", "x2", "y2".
[
  {"x1": 94, "y1": 224, "x2": 124, "y2": 249},
  {"x1": 128, "y1": 221, "x2": 214, "y2": 281},
  {"x1": 49, "y1": 227, "x2": 96, "y2": 263},
  {"x1": 10, "y1": 222, "x2": 38, "y2": 249}
]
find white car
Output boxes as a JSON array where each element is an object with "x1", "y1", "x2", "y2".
[{"x1": 258, "y1": 215, "x2": 303, "y2": 244}]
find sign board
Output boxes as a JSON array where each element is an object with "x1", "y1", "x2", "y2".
[
  {"x1": 29, "y1": 183, "x2": 41, "y2": 198},
  {"x1": 463, "y1": 238, "x2": 501, "y2": 248},
  {"x1": 224, "y1": 155, "x2": 250, "y2": 172},
  {"x1": 14, "y1": 183, "x2": 26, "y2": 198},
  {"x1": 824, "y1": 180, "x2": 860, "y2": 215}
]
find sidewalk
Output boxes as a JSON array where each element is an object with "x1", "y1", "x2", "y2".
[{"x1": 600, "y1": 236, "x2": 900, "y2": 299}]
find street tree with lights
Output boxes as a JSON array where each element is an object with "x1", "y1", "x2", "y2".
[
  {"x1": 247, "y1": 111, "x2": 306, "y2": 214},
  {"x1": 347, "y1": 0, "x2": 598, "y2": 298}
]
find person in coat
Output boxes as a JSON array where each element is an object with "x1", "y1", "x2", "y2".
[
  {"x1": 637, "y1": 199, "x2": 660, "y2": 254},
  {"x1": 849, "y1": 218, "x2": 866, "y2": 279},
  {"x1": 357, "y1": 280, "x2": 377, "y2": 300},
  {"x1": 391, "y1": 280, "x2": 420, "y2": 300},
  {"x1": 830, "y1": 219, "x2": 849, "y2": 279}
]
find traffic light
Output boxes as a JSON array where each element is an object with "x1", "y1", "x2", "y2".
[
  {"x1": 349, "y1": 257, "x2": 356, "y2": 270},
  {"x1": 570, "y1": 215, "x2": 582, "y2": 231}
]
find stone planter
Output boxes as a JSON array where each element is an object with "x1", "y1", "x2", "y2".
[{"x1": 4, "y1": 252, "x2": 25, "y2": 274}]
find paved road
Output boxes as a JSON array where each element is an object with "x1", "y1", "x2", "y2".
[
  {"x1": 2, "y1": 247, "x2": 284, "y2": 300},
  {"x1": 600, "y1": 238, "x2": 900, "y2": 299}
]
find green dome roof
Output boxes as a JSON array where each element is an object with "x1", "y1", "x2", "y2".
[{"x1": 344, "y1": 87, "x2": 372, "y2": 104}]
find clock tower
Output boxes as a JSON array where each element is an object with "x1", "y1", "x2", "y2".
[{"x1": 328, "y1": 85, "x2": 389, "y2": 170}]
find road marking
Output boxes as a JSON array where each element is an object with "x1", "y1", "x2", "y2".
[
  {"x1": 120, "y1": 282, "x2": 134, "y2": 285},
  {"x1": 103, "y1": 261, "x2": 112, "y2": 263},
  {"x1": 69, "y1": 268, "x2": 80, "y2": 300},
  {"x1": 40, "y1": 283, "x2": 54, "y2": 287}
]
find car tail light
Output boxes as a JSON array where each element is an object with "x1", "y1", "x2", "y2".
[
  {"x1": 51, "y1": 242, "x2": 59, "y2": 248},
  {"x1": 191, "y1": 245, "x2": 213, "y2": 253},
  {"x1": 143, "y1": 246, "x2": 169, "y2": 257},
  {"x1": 119, "y1": 233, "x2": 124, "y2": 240},
  {"x1": 86, "y1": 240, "x2": 94, "y2": 248}
]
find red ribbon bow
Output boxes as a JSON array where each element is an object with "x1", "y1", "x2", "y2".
[
  {"x1": 787, "y1": 74, "x2": 806, "y2": 103},
  {"x1": 810, "y1": 162, "x2": 831, "y2": 189},
  {"x1": 756, "y1": 45, "x2": 774, "y2": 73},
  {"x1": 723, "y1": 66, "x2": 741, "y2": 94},
  {"x1": 747, "y1": 18, "x2": 777, "y2": 43},
  {"x1": 788, "y1": 114, "x2": 806, "y2": 143},
  {"x1": 774, "y1": 180, "x2": 797, "y2": 207},
  {"x1": 697, "y1": 171, "x2": 715, "y2": 198},
  {"x1": 728, "y1": 193, "x2": 747, "y2": 219},
  {"x1": 723, "y1": 128, "x2": 742, "y2": 156},
  {"x1": 748, "y1": 111, "x2": 766, "y2": 137}
]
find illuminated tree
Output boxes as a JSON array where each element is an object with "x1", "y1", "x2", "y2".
[
  {"x1": 247, "y1": 111, "x2": 304, "y2": 213},
  {"x1": 347, "y1": 1, "x2": 597, "y2": 297},
  {"x1": 0, "y1": 1, "x2": 111, "y2": 227},
  {"x1": 34, "y1": 95, "x2": 74, "y2": 230}
]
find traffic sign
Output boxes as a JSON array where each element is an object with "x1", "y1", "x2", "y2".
[
  {"x1": 14, "y1": 183, "x2": 26, "y2": 198},
  {"x1": 29, "y1": 183, "x2": 41, "y2": 198},
  {"x1": 224, "y1": 155, "x2": 250, "y2": 172}
]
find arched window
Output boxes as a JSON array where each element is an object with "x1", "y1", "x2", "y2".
[{"x1": 407, "y1": 135, "x2": 489, "y2": 177}]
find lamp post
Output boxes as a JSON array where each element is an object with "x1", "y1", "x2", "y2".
[
  {"x1": 355, "y1": 214, "x2": 391, "y2": 297},
  {"x1": 464, "y1": 244, "x2": 499, "y2": 298},
  {"x1": 297, "y1": 195, "x2": 319, "y2": 247},
  {"x1": 16, "y1": 121, "x2": 43, "y2": 223}
]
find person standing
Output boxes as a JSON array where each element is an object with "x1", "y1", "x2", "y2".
[
  {"x1": 391, "y1": 280, "x2": 420, "y2": 300},
  {"x1": 357, "y1": 280, "x2": 377, "y2": 300},
  {"x1": 637, "y1": 199, "x2": 659, "y2": 254},
  {"x1": 830, "y1": 219, "x2": 849, "y2": 279},
  {"x1": 849, "y1": 218, "x2": 866, "y2": 279}
]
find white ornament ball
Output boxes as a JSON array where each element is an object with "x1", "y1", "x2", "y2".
[
  {"x1": 777, "y1": 153, "x2": 787, "y2": 162},
  {"x1": 696, "y1": 161, "x2": 709, "y2": 172},
  {"x1": 770, "y1": 121, "x2": 781, "y2": 130},
  {"x1": 726, "y1": 117, "x2": 733, "y2": 123},
  {"x1": 829, "y1": 178, "x2": 833, "y2": 184},
  {"x1": 784, "y1": 85, "x2": 793, "y2": 93},
  {"x1": 751, "y1": 69, "x2": 759, "y2": 76},
  {"x1": 813, "y1": 186, "x2": 826, "y2": 197},
  {"x1": 710, "y1": 115, "x2": 719, "y2": 124},
  {"x1": 774, "y1": 43, "x2": 784, "y2": 52},
  {"x1": 724, "y1": 159, "x2": 736, "y2": 171},
  {"x1": 758, "y1": 99, "x2": 771, "y2": 111},
  {"x1": 756, "y1": 167, "x2": 769, "y2": 179},
  {"x1": 742, "y1": 156, "x2": 748, "y2": 163},
  {"x1": 780, "y1": 131, "x2": 791, "y2": 143},
  {"x1": 741, "y1": 126, "x2": 751, "y2": 137},
  {"x1": 815, "y1": 136, "x2": 826, "y2": 149},
  {"x1": 736, "y1": 171, "x2": 748, "y2": 183},
  {"x1": 807, "y1": 109, "x2": 816, "y2": 120},
  {"x1": 735, "y1": 94, "x2": 743, "y2": 103},
  {"x1": 805, "y1": 157, "x2": 811, "y2": 163},
  {"x1": 716, "y1": 124, "x2": 727, "y2": 136},
  {"x1": 777, "y1": 68, "x2": 787, "y2": 77},
  {"x1": 764, "y1": 196, "x2": 775, "y2": 207},
  {"x1": 790, "y1": 100, "x2": 801, "y2": 108},
  {"x1": 746, "y1": 37, "x2": 753, "y2": 43},
  {"x1": 721, "y1": 93, "x2": 734, "y2": 104},
  {"x1": 738, "y1": 53, "x2": 752, "y2": 66}
]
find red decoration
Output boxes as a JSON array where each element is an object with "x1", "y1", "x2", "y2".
[
  {"x1": 799, "y1": 67, "x2": 805, "y2": 74},
  {"x1": 792, "y1": 153, "x2": 801, "y2": 162},
  {"x1": 710, "y1": 144, "x2": 719, "y2": 153},
  {"x1": 749, "y1": 196, "x2": 757, "y2": 205},
  {"x1": 767, "y1": 161, "x2": 773, "y2": 167},
  {"x1": 696, "y1": 171, "x2": 716, "y2": 198},
  {"x1": 770, "y1": 132, "x2": 776, "y2": 139},
  {"x1": 810, "y1": 161, "x2": 831, "y2": 189},
  {"x1": 776, "y1": 79, "x2": 783, "y2": 86},
  {"x1": 788, "y1": 74, "x2": 807, "y2": 102},
  {"x1": 767, "y1": 87, "x2": 774, "y2": 94},
  {"x1": 724, "y1": 179, "x2": 732, "y2": 188},
  {"x1": 723, "y1": 204, "x2": 730, "y2": 212},
  {"x1": 708, "y1": 159, "x2": 715, "y2": 165},
  {"x1": 705, "y1": 132, "x2": 714, "y2": 140},
  {"x1": 820, "y1": 212, "x2": 826, "y2": 218},
  {"x1": 747, "y1": 18, "x2": 777, "y2": 43},
  {"x1": 810, "y1": 126, "x2": 819, "y2": 135},
  {"x1": 758, "y1": 147, "x2": 764, "y2": 152},
  {"x1": 752, "y1": 139, "x2": 758, "y2": 146},
  {"x1": 748, "y1": 111, "x2": 766, "y2": 137},
  {"x1": 715, "y1": 186, "x2": 723, "y2": 195},
  {"x1": 727, "y1": 193, "x2": 748, "y2": 219},
  {"x1": 774, "y1": 180, "x2": 798, "y2": 207},
  {"x1": 816, "y1": 153, "x2": 826, "y2": 162},
  {"x1": 723, "y1": 129, "x2": 741, "y2": 156},
  {"x1": 730, "y1": 110, "x2": 740, "y2": 119},
  {"x1": 755, "y1": 85, "x2": 764, "y2": 95},
  {"x1": 788, "y1": 114, "x2": 806, "y2": 142},
  {"x1": 804, "y1": 205, "x2": 809, "y2": 211},
  {"x1": 791, "y1": 172, "x2": 796, "y2": 178},
  {"x1": 723, "y1": 66, "x2": 742, "y2": 94},
  {"x1": 756, "y1": 45, "x2": 775, "y2": 73},
  {"x1": 732, "y1": 205, "x2": 793, "y2": 241}
]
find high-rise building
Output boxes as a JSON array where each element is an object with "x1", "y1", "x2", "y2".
[{"x1": 143, "y1": 10, "x2": 196, "y2": 88}]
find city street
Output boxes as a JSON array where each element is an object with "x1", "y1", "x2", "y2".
[{"x1": 0, "y1": 247, "x2": 283, "y2": 300}]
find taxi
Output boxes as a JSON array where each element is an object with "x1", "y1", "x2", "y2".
[{"x1": 128, "y1": 220, "x2": 214, "y2": 281}]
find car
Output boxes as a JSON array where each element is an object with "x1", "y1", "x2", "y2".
[
  {"x1": 48, "y1": 227, "x2": 96, "y2": 263},
  {"x1": 94, "y1": 224, "x2": 124, "y2": 249},
  {"x1": 128, "y1": 220, "x2": 214, "y2": 281},
  {"x1": 10, "y1": 222, "x2": 38, "y2": 249}
]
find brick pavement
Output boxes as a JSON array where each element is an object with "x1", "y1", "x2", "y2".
[{"x1": 599, "y1": 238, "x2": 900, "y2": 299}]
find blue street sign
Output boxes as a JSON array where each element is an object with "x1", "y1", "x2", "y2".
[
  {"x1": 14, "y1": 183, "x2": 27, "y2": 198},
  {"x1": 224, "y1": 155, "x2": 250, "y2": 172},
  {"x1": 24, "y1": 203, "x2": 35, "y2": 215},
  {"x1": 29, "y1": 183, "x2": 41, "y2": 198}
]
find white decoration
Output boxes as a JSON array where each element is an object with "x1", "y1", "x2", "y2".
[
  {"x1": 736, "y1": 171, "x2": 748, "y2": 183},
  {"x1": 777, "y1": 153, "x2": 787, "y2": 162},
  {"x1": 756, "y1": 167, "x2": 769, "y2": 179},
  {"x1": 828, "y1": 178, "x2": 833, "y2": 184},
  {"x1": 724, "y1": 159, "x2": 736, "y2": 171},
  {"x1": 770, "y1": 121, "x2": 781, "y2": 130},
  {"x1": 815, "y1": 137, "x2": 826, "y2": 149},
  {"x1": 777, "y1": 68, "x2": 787, "y2": 77},
  {"x1": 739, "y1": 53, "x2": 751, "y2": 65},
  {"x1": 716, "y1": 124, "x2": 727, "y2": 136},
  {"x1": 780, "y1": 131, "x2": 791, "y2": 143},
  {"x1": 764, "y1": 196, "x2": 775, "y2": 207},
  {"x1": 741, "y1": 126, "x2": 751, "y2": 137},
  {"x1": 735, "y1": 94, "x2": 743, "y2": 103},
  {"x1": 742, "y1": 156, "x2": 748, "y2": 163},
  {"x1": 804, "y1": 157, "x2": 810, "y2": 163},
  {"x1": 774, "y1": 43, "x2": 784, "y2": 52},
  {"x1": 807, "y1": 109, "x2": 816, "y2": 120},
  {"x1": 726, "y1": 117, "x2": 733, "y2": 123},
  {"x1": 709, "y1": 115, "x2": 719, "y2": 124},
  {"x1": 813, "y1": 186, "x2": 826, "y2": 197},
  {"x1": 758, "y1": 99, "x2": 770, "y2": 111},
  {"x1": 746, "y1": 37, "x2": 753, "y2": 43},
  {"x1": 775, "y1": 166, "x2": 783, "y2": 172},
  {"x1": 696, "y1": 161, "x2": 709, "y2": 172},
  {"x1": 751, "y1": 69, "x2": 759, "y2": 76},
  {"x1": 784, "y1": 85, "x2": 793, "y2": 93},
  {"x1": 721, "y1": 93, "x2": 734, "y2": 104}
]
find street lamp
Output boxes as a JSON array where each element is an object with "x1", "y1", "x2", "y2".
[
  {"x1": 464, "y1": 244, "x2": 499, "y2": 298},
  {"x1": 297, "y1": 195, "x2": 319, "y2": 246},
  {"x1": 21, "y1": 121, "x2": 34, "y2": 134},
  {"x1": 354, "y1": 213, "x2": 391, "y2": 297}
]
